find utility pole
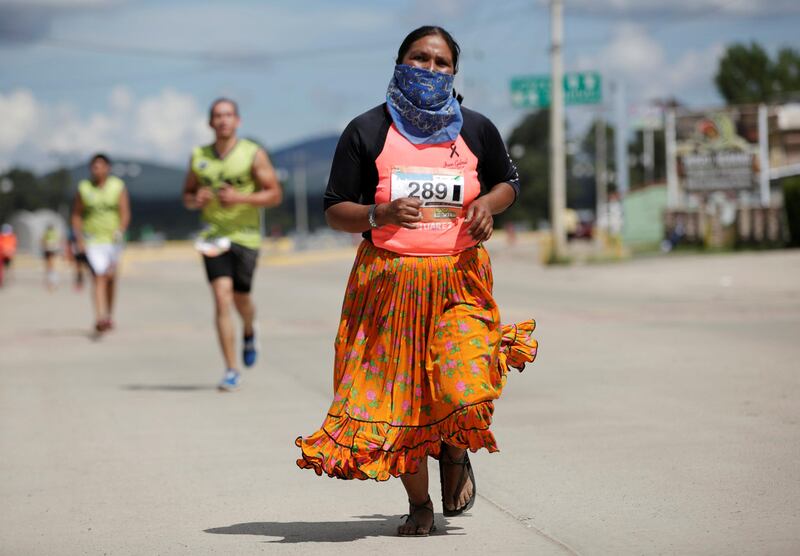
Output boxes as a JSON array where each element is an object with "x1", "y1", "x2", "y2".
[
  {"x1": 549, "y1": 0, "x2": 567, "y2": 260},
  {"x1": 665, "y1": 109, "x2": 679, "y2": 208},
  {"x1": 643, "y1": 127, "x2": 655, "y2": 185},
  {"x1": 758, "y1": 103, "x2": 771, "y2": 207},
  {"x1": 613, "y1": 80, "x2": 629, "y2": 197},
  {"x1": 595, "y1": 116, "x2": 607, "y2": 247}
]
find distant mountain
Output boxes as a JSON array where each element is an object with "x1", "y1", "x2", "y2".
[
  {"x1": 53, "y1": 134, "x2": 341, "y2": 238},
  {"x1": 269, "y1": 134, "x2": 339, "y2": 196},
  {"x1": 60, "y1": 134, "x2": 339, "y2": 200},
  {"x1": 271, "y1": 134, "x2": 339, "y2": 176},
  {"x1": 65, "y1": 160, "x2": 184, "y2": 200}
]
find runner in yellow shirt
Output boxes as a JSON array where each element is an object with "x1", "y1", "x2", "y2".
[
  {"x1": 182, "y1": 98, "x2": 283, "y2": 391},
  {"x1": 71, "y1": 153, "x2": 130, "y2": 334},
  {"x1": 41, "y1": 224, "x2": 61, "y2": 291}
]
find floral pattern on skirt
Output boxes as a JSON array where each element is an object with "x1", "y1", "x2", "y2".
[{"x1": 295, "y1": 241, "x2": 536, "y2": 481}]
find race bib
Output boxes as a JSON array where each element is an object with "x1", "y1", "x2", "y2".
[
  {"x1": 391, "y1": 167, "x2": 464, "y2": 221},
  {"x1": 194, "y1": 235, "x2": 231, "y2": 257}
]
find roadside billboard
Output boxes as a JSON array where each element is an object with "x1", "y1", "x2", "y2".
[{"x1": 675, "y1": 109, "x2": 758, "y2": 193}]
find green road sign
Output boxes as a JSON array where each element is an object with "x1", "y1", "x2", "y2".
[{"x1": 510, "y1": 72, "x2": 602, "y2": 108}]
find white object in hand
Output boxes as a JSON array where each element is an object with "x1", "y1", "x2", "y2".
[{"x1": 194, "y1": 236, "x2": 231, "y2": 257}]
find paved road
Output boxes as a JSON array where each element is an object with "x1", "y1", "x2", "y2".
[{"x1": 1, "y1": 239, "x2": 799, "y2": 555}]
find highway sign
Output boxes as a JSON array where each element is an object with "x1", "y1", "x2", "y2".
[{"x1": 511, "y1": 72, "x2": 602, "y2": 108}]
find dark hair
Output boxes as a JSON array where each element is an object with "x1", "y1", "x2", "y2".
[
  {"x1": 209, "y1": 97, "x2": 239, "y2": 120},
  {"x1": 90, "y1": 153, "x2": 111, "y2": 166},
  {"x1": 396, "y1": 26, "x2": 461, "y2": 73}
]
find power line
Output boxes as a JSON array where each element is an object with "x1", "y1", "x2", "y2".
[
  {"x1": 38, "y1": 36, "x2": 398, "y2": 65},
  {"x1": 33, "y1": 1, "x2": 540, "y2": 66},
  {"x1": 11, "y1": 1, "x2": 539, "y2": 92}
]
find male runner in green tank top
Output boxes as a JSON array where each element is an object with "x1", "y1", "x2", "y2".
[
  {"x1": 182, "y1": 98, "x2": 283, "y2": 391},
  {"x1": 71, "y1": 153, "x2": 131, "y2": 334}
]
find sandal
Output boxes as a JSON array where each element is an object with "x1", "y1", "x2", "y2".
[
  {"x1": 439, "y1": 443, "x2": 476, "y2": 517},
  {"x1": 397, "y1": 496, "x2": 437, "y2": 537}
]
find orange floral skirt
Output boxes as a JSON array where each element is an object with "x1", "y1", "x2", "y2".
[{"x1": 295, "y1": 240, "x2": 537, "y2": 481}]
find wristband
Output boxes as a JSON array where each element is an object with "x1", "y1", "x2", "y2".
[{"x1": 368, "y1": 204, "x2": 379, "y2": 228}]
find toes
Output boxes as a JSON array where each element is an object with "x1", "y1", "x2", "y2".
[
  {"x1": 455, "y1": 479, "x2": 473, "y2": 508},
  {"x1": 461, "y1": 483, "x2": 473, "y2": 505},
  {"x1": 398, "y1": 523, "x2": 430, "y2": 536}
]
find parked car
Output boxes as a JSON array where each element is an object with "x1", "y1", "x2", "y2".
[{"x1": 566, "y1": 209, "x2": 594, "y2": 240}]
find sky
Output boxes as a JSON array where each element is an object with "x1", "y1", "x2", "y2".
[{"x1": 1, "y1": 0, "x2": 799, "y2": 172}]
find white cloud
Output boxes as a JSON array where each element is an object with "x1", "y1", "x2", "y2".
[
  {"x1": 666, "y1": 44, "x2": 726, "y2": 93},
  {"x1": 0, "y1": 86, "x2": 211, "y2": 171},
  {"x1": 0, "y1": 90, "x2": 38, "y2": 151},
  {"x1": 597, "y1": 23, "x2": 663, "y2": 76},
  {"x1": 575, "y1": 23, "x2": 724, "y2": 103},
  {"x1": 133, "y1": 89, "x2": 209, "y2": 158}
]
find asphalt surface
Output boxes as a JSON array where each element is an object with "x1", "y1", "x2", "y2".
[{"x1": 1, "y1": 238, "x2": 799, "y2": 555}]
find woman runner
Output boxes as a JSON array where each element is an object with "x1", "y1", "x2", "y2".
[{"x1": 295, "y1": 26, "x2": 538, "y2": 537}]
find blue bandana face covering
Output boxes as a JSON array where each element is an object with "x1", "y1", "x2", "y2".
[{"x1": 386, "y1": 64, "x2": 463, "y2": 145}]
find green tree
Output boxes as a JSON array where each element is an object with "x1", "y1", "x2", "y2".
[
  {"x1": 628, "y1": 130, "x2": 666, "y2": 188},
  {"x1": 0, "y1": 169, "x2": 38, "y2": 224},
  {"x1": 580, "y1": 118, "x2": 616, "y2": 193},
  {"x1": 502, "y1": 109, "x2": 618, "y2": 227},
  {"x1": 715, "y1": 42, "x2": 800, "y2": 104},
  {"x1": 39, "y1": 168, "x2": 72, "y2": 212},
  {"x1": 773, "y1": 47, "x2": 800, "y2": 97},
  {"x1": 500, "y1": 109, "x2": 551, "y2": 228},
  {"x1": 0, "y1": 167, "x2": 73, "y2": 225}
]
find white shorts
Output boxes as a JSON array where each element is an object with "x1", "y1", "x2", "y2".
[{"x1": 85, "y1": 243, "x2": 122, "y2": 275}]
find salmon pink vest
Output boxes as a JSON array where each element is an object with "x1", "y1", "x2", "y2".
[
  {"x1": 372, "y1": 126, "x2": 480, "y2": 255},
  {"x1": 323, "y1": 105, "x2": 520, "y2": 257}
]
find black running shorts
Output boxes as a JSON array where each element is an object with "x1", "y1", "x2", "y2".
[{"x1": 202, "y1": 243, "x2": 259, "y2": 293}]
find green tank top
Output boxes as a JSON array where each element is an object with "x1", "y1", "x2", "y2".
[
  {"x1": 78, "y1": 176, "x2": 125, "y2": 244},
  {"x1": 43, "y1": 228, "x2": 60, "y2": 251},
  {"x1": 191, "y1": 139, "x2": 262, "y2": 250}
]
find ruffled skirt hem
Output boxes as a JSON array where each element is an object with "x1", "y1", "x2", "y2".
[{"x1": 295, "y1": 400, "x2": 498, "y2": 481}]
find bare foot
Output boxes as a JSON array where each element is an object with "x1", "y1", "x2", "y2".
[
  {"x1": 397, "y1": 497, "x2": 435, "y2": 536},
  {"x1": 441, "y1": 445, "x2": 474, "y2": 513}
]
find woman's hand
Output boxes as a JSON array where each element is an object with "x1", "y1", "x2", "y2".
[
  {"x1": 375, "y1": 198, "x2": 423, "y2": 229},
  {"x1": 465, "y1": 197, "x2": 494, "y2": 242}
]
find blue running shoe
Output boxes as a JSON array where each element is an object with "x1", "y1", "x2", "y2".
[
  {"x1": 242, "y1": 326, "x2": 258, "y2": 368},
  {"x1": 218, "y1": 369, "x2": 242, "y2": 392}
]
